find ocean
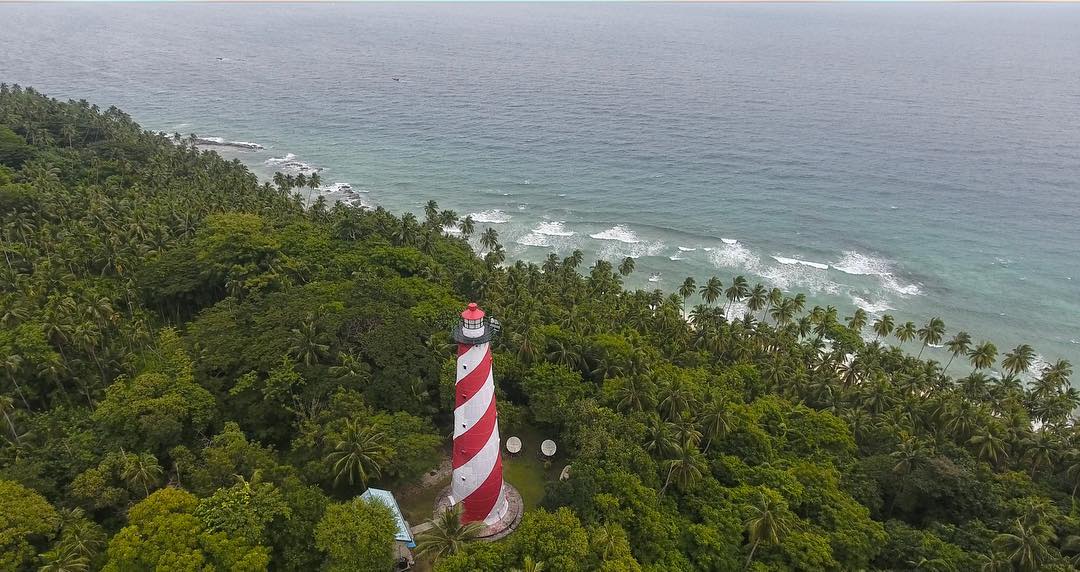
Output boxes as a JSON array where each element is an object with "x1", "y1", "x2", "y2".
[{"x1": 2, "y1": 3, "x2": 1078, "y2": 371}]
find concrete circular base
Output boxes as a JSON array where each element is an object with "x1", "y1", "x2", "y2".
[{"x1": 434, "y1": 483, "x2": 523, "y2": 541}]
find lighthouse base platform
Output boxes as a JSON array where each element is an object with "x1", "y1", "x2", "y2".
[{"x1": 434, "y1": 482, "x2": 523, "y2": 541}]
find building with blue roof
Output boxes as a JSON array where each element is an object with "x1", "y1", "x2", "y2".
[{"x1": 361, "y1": 488, "x2": 416, "y2": 549}]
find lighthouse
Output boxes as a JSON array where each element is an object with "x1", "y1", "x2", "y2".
[{"x1": 450, "y1": 302, "x2": 509, "y2": 525}]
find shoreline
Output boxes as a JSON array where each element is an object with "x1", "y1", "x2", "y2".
[{"x1": 181, "y1": 130, "x2": 1079, "y2": 372}]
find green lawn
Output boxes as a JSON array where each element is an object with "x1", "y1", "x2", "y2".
[
  {"x1": 397, "y1": 472, "x2": 450, "y2": 527},
  {"x1": 503, "y1": 455, "x2": 548, "y2": 510},
  {"x1": 397, "y1": 424, "x2": 562, "y2": 528}
]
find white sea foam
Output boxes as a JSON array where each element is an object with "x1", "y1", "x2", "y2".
[
  {"x1": 533, "y1": 221, "x2": 575, "y2": 237},
  {"x1": 265, "y1": 153, "x2": 321, "y2": 174},
  {"x1": 833, "y1": 251, "x2": 922, "y2": 296},
  {"x1": 678, "y1": 246, "x2": 697, "y2": 252},
  {"x1": 721, "y1": 238, "x2": 738, "y2": 245},
  {"x1": 771, "y1": 256, "x2": 830, "y2": 270},
  {"x1": 515, "y1": 233, "x2": 551, "y2": 248},
  {"x1": 442, "y1": 224, "x2": 463, "y2": 235},
  {"x1": 598, "y1": 239, "x2": 665, "y2": 260},
  {"x1": 708, "y1": 241, "x2": 761, "y2": 270},
  {"x1": 850, "y1": 295, "x2": 893, "y2": 314},
  {"x1": 669, "y1": 254, "x2": 685, "y2": 261},
  {"x1": 193, "y1": 136, "x2": 263, "y2": 150},
  {"x1": 516, "y1": 221, "x2": 577, "y2": 249},
  {"x1": 590, "y1": 225, "x2": 641, "y2": 244},
  {"x1": 469, "y1": 209, "x2": 511, "y2": 224}
]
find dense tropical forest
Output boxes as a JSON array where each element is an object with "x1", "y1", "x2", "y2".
[{"x1": 1, "y1": 85, "x2": 1079, "y2": 572}]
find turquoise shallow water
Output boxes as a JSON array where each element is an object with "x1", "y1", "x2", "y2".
[{"x1": 2, "y1": 3, "x2": 1078, "y2": 370}]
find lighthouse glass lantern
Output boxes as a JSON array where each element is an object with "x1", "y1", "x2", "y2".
[{"x1": 456, "y1": 302, "x2": 488, "y2": 342}]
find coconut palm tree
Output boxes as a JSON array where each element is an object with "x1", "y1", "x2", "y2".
[
  {"x1": 889, "y1": 436, "x2": 927, "y2": 515},
  {"x1": 1021, "y1": 431, "x2": 1057, "y2": 478},
  {"x1": 700, "y1": 277, "x2": 722, "y2": 306},
  {"x1": 894, "y1": 321, "x2": 917, "y2": 349},
  {"x1": 916, "y1": 317, "x2": 946, "y2": 359},
  {"x1": 511, "y1": 556, "x2": 546, "y2": 572},
  {"x1": 415, "y1": 504, "x2": 485, "y2": 562},
  {"x1": 325, "y1": 419, "x2": 388, "y2": 489},
  {"x1": 724, "y1": 275, "x2": 749, "y2": 314},
  {"x1": 121, "y1": 452, "x2": 163, "y2": 498},
  {"x1": 679, "y1": 277, "x2": 697, "y2": 301},
  {"x1": 992, "y1": 517, "x2": 1056, "y2": 572},
  {"x1": 565, "y1": 249, "x2": 584, "y2": 270},
  {"x1": 459, "y1": 215, "x2": 475, "y2": 239},
  {"x1": 846, "y1": 308, "x2": 868, "y2": 333},
  {"x1": 746, "y1": 284, "x2": 767, "y2": 317},
  {"x1": 743, "y1": 491, "x2": 790, "y2": 570},
  {"x1": 1038, "y1": 359, "x2": 1072, "y2": 390},
  {"x1": 872, "y1": 314, "x2": 895, "y2": 341},
  {"x1": 698, "y1": 397, "x2": 732, "y2": 452},
  {"x1": 0, "y1": 394, "x2": 20, "y2": 445},
  {"x1": 289, "y1": 315, "x2": 331, "y2": 366},
  {"x1": 968, "y1": 341, "x2": 998, "y2": 374},
  {"x1": 424, "y1": 200, "x2": 440, "y2": 226},
  {"x1": 480, "y1": 227, "x2": 499, "y2": 252},
  {"x1": 618, "y1": 257, "x2": 635, "y2": 277},
  {"x1": 944, "y1": 331, "x2": 972, "y2": 373},
  {"x1": 658, "y1": 443, "x2": 703, "y2": 495},
  {"x1": 968, "y1": 425, "x2": 1008, "y2": 468},
  {"x1": 1002, "y1": 344, "x2": 1036, "y2": 377}
]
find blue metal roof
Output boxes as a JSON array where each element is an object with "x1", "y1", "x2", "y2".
[{"x1": 361, "y1": 488, "x2": 416, "y2": 548}]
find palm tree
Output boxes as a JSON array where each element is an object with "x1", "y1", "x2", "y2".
[
  {"x1": 1038, "y1": 359, "x2": 1072, "y2": 390},
  {"x1": 424, "y1": 200, "x2": 440, "y2": 225},
  {"x1": 724, "y1": 275, "x2": 749, "y2": 314},
  {"x1": 700, "y1": 277, "x2": 722, "y2": 306},
  {"x1": 968, "y1": 425, "x2": 1008, "y2": 468},
  {"x1": 744, "y1": 491, "x2": 790, "y2": 570},
  {"x1": 968, "y1": 341, "x2": 998, "y2": 374},
  {"x1": 894, "y1": 321, "x2": 917, "y2": 349},
  {"x1": 618, "y1": 257, "x2": 635, "y2": 277},
  {"x1": 1021, "y1": 431, "x2": 1057, "y2": 478},
  {"x1": 415, "y1": 504, "x2": 485, "y2": 562},
  {"x1": 944, "y1": 331, "x2": 972, "y2": 373},
  {"x1": 289, "y1": 315, "x2": 331, "y2": 366},
  {"x1": 698, "y1": 397, "x2": 732, "y2": 452},
  {"x1": 746, "y1": 284, "x2": 767, "y2": 318},
  {"x1": 992, "y1": 517, "x2": 1056, "y2": 572},
  {"x1": 658, "y1": 444, "x2": 703, "y2": 495},
  {"x1": 679, "y1": 277, "x2": 696, "y2": 301},
  {"x1": 916, "y1": 317, "x2": 946, "y2": 359},
  {"x1": 325, "y1": 419, "x2": 388, "y2": 489},
  {"x1": 121, "y1": 452, "x2": 163, "y2": 498},
  {"x1": 872, "y1": 314, "x2": 895, "y2": 341},
  {"x1": 889, "y1": 436, "x2": 926, "y2": 515},
  {"x1": 565, "y1": 249, "x2": 584, "y2": 270},
  {"x1": 0, "y1": 394, "x2": 20, "y2": 445},
  {"x1": 846, "y1": 308, "x2": 868, "y2": 333},
  {"x1": 1002, "y1": 344, "x2": 1036, "y2": 377},
  {"x1": 480, "y1": 227, "x2": 499, "y2": 252},
  {"x1": 511, "y1": 556, "x2": 545, "y2": 572},
  {"x1": 460, "y1": 215, "x2": 475, "y2": 239}
]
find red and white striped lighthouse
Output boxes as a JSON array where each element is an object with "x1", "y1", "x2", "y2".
[{"x1": 450, "y1": 302, "x2": 508, "y2": 524}]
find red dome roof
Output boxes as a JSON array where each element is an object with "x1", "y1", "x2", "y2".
[{"x1": 461, "y1": 302, "x2": 485, "y2": 320}]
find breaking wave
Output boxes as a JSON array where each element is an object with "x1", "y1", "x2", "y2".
[{"x1": 590, "y1": 225, "x2": 640, "y2": 244}]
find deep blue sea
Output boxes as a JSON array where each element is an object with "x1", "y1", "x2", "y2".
[{"x1": 2, "y1": 3, "x2": 1078, "y2": 371}]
